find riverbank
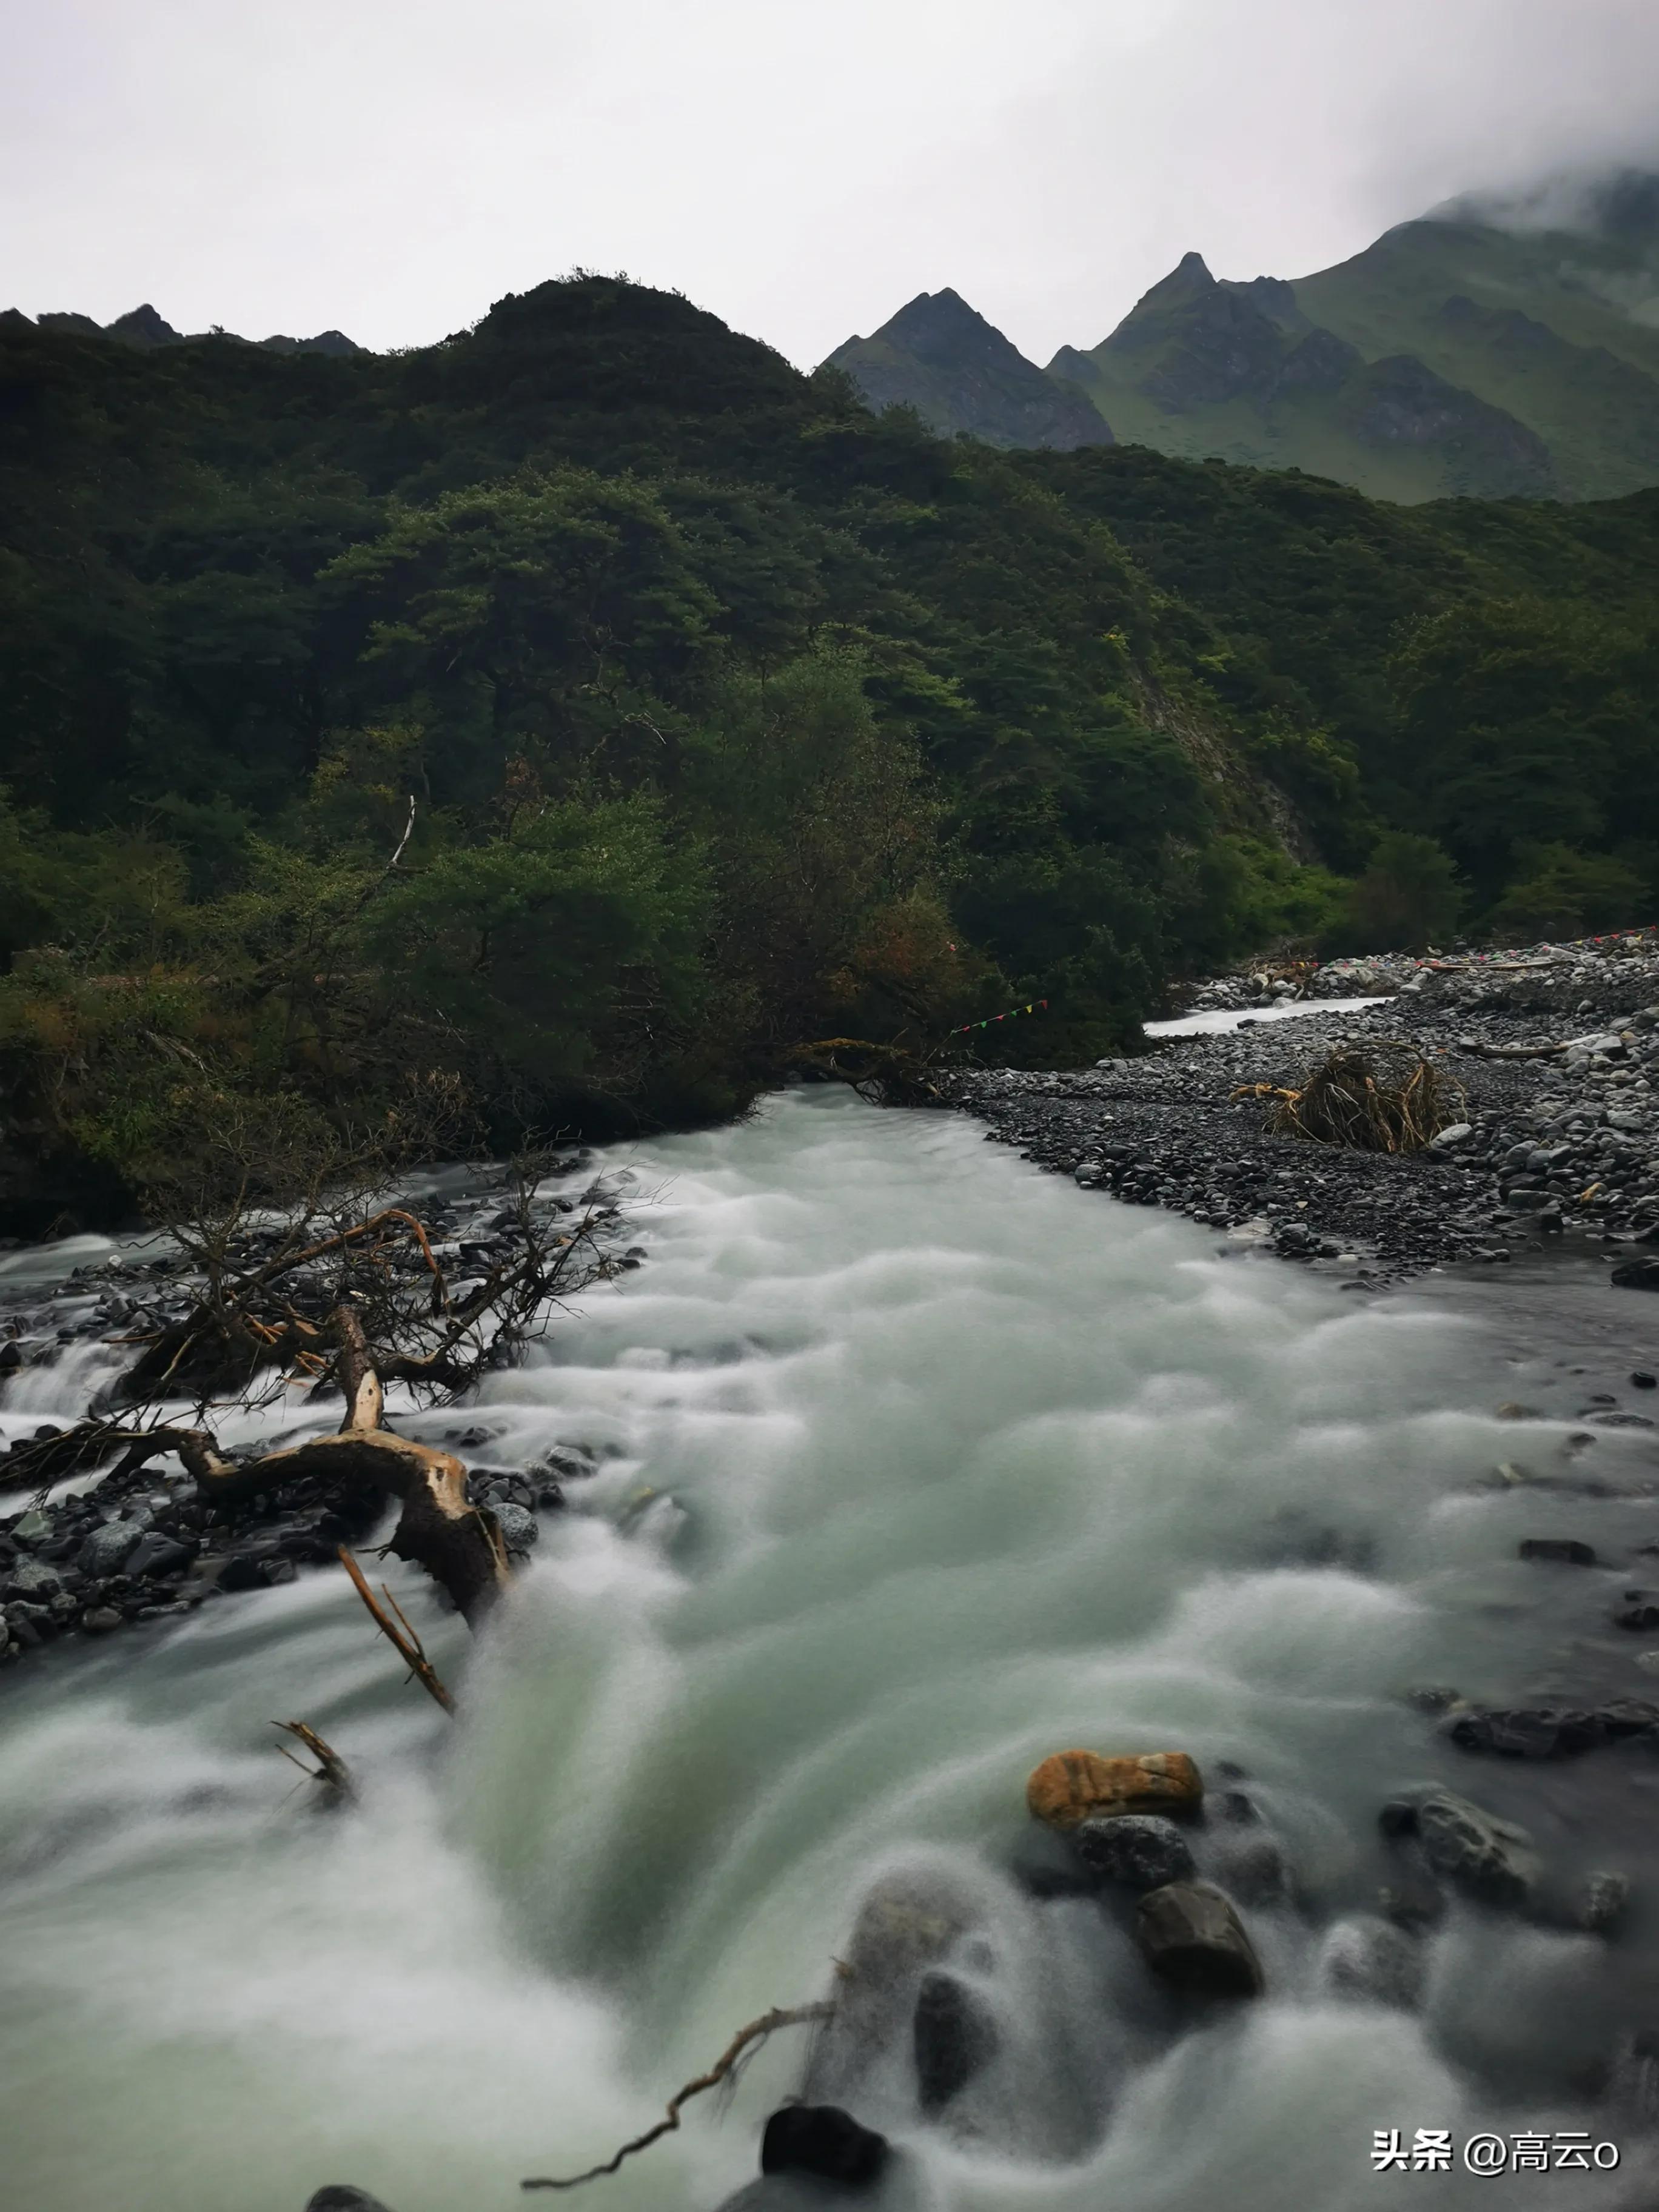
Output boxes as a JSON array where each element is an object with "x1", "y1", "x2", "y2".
[{"x1": 944, "y1": 954, "x2": 1659, "y2": 1284}]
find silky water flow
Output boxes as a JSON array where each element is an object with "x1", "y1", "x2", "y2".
[{"x1": 0, "y1": 1087, "x2": 1654, "y2": 2210}]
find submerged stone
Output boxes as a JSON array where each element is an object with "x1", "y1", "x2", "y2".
[
  {"x1": 912, "y1": 1970, "x2": 998, "y2": 2113},
  {"x1": 1319, "y1": 1915, "x2": 1423, "y2": 2008}
]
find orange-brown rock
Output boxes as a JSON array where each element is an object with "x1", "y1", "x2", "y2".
[{"x1": 1025, "y1": 1750, "x2": 1203, "y2": 1831}]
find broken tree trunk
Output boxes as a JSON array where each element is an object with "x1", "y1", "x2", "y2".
[{"x1": 5, "y1": 1307, "x2": 511, "y2": 1627}]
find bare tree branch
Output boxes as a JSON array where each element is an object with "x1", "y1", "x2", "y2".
[{"x1": 520, "y1": 2004, "x2": 836, "y2": 2191}]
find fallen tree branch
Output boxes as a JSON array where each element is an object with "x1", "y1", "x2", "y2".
[
  {"x1": 2, "y1": 1308, "x2": 511, "y2": 1626},
  {"x1": 1455, "y1": 1040, "x2": 1569, "y2": 1061},
  {"x1": 339, "y1": 1545, "x2": 456, "y2": 1713},
  {"x1": 521, "y1": 2003, "x2": 836, "y2": 2191},
  {"x1": 273, "y1": 1720, "x2": 355, "y2": 1801}
]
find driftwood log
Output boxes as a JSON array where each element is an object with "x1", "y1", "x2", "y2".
[{"x1": 3, "y1": 1307, "x2": 509, "y2": 1626}]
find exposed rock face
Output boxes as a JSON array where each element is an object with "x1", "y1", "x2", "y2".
[
  {"x1": 1109, "y1": 280, "x2": 1286, "y2": 407},
  {"x1": 1026, "y1": 1748, "x2": 1203, "y2": 1830},
  {"x1": 825, "y1": 289, "x2": 1113, "y2": 451},
  {"x1": 105, "y1": 303, "x2": 186, "y2": 346},
  {"x1": 1134, "y1": 1880, "x2": 1264, "y2": 1997},
  {"x1": 1345, "y1": 354, "x2": 1557, "y2": 492},
  {"x1": 1267, "y1": 326, "x2": 1362, "y2": 396}
]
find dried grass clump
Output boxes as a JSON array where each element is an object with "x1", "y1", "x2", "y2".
[{"x1": 1233, "y1": 1043, "x2": 1464, "y2": 1155}]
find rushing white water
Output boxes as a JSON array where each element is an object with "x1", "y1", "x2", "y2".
[
  {"x1": 1144, "y1": 996, "x2": 1389, "y2": 1037},
  {"x1": 1, "y1": 1089, "x2": 1655, "y2": 2212}
]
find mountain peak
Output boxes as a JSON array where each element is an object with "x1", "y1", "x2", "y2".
[
  {"x1": 825, "y1": 290, "x2": 1112, "y2": 451},
  {"x1": 106, "y1": 303, "x2": 185, "y2": 347}
]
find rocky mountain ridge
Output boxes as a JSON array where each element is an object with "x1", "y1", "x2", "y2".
[
  {"x1": 826, "y1": 172, "x2": 1659, "y2": 501},
  {"x1": 4, "y1": 301, "x2": 361, "y2": 356},
  {"x1": 825, "y1": 287, "x2": 1111, "y2": 451}
]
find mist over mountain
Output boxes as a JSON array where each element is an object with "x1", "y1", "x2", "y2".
[{"x1": 826, "y1": 169, "x2": 1659, "y2": 503}]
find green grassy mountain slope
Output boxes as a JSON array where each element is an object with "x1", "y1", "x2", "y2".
[
  {"x1": 827, "y1": 171, "x2": 1659, "y2": 503},
  {"x1": 1048, "y1": 251, "x2": 1561, "y2": 502}
]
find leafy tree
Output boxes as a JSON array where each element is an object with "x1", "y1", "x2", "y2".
[
  {"x1": 1487, "y1": 844, "x2": 1647, "y2": 940},
  {"x1": 1346, "y1": 831, "x2": 1463, "y2": 951}
]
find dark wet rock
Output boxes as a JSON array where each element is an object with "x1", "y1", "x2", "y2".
[
  {"x1": 77, "y1": 1521, "x2": 142, "y2": 1577},
  {"x1": 1634, "y1": 1371, "x2": 1657, "y2": 1389},
  {"x1": 761, "y1": 2105, "x2": 889, "y2": 2188},
  {"x1": 531, "y1": 1444, "x2": 600, "y2": 1485},
  {"x1": 4, "y1": 1557, "x2": 62, "y2": 1601},
  {"x1": 1386, "y1": 1787, "x2": 1541, "y2": 1908},
  {"x1": 125, "y1": 1532, "x2": 192, "y2": 1580},
  {"x1": 219, "y1": 1551, "x2": 275, "y2": 1592},
  {"x1": 913, "y1": 1971, "x2": 999, "y2": 2112},
  {"x1": 1072, "y1": 1812, "x2": 1195, "y2": 1889},
  {"x1": 1447, "y1": 1706, "x2": 1605, "y2": 1758},
  {"x1": 1612, "y1": 1256, "x2": 1659, "y2": 1290},
  {"x1": 1319, "y1": 1915, "x2": 1424, "y2": 2008},
  {"x1": 305, "y1": 2190, "x2": 401, "y2": 2212},
  {"x1": 1134, "y1": 1880, "x2": 1263, "y2": 1997},
  {"x1": 1615, "y1": 1594, "x2": 1659, "y2": 1631},
  {"x1": 1518, "y1": 1538, "x2": 1597, "y2": 1566},
  {"x1": 490, "y1": 1501, "x2": 538, "y2": 1553},
  {"x1": 1575, "y1": 1871, "x2": 1631, "y2": 1933},
  {"x1": 81, "y1": 1606, "x2": 123, "y2": 1633},
  {"x1": 1598, "y1": 1699, "x2": 1659, "y2": 1736}
]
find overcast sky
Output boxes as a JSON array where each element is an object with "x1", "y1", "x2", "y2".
[{"x1": 5, "y1": 0, "x2": 1658, "y2": 367}]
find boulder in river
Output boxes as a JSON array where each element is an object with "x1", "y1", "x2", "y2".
[
  {"x1": 1027, "y1": 1749, "x2": 1202, "y2": 1831},
  {"x1": 1382, "y1": 1787, "x2": 1541, "y2": 1909},
  {"x1": 762, "y1": 2105, "x2": 889, "y2": 2187},
  {"x1": 1518, "y1": 1537, "x2": 1596, "y2": 1566},
  {"x1": 77, "y1": 1520, "x2": 142, "y2": 1577},
  {"x1": 1447, "y1": 1706, "x2": 1605, "y2": 1758},
  {"x1": 1071, "y1": 1812, "x2": 1195, "y2": 1889},
  {"x1": 304, "y1": 2190, "x2": 400, "y2": 2212},
  {"x1": 1134, "y1": 1880, "x2": 1263, "y2": 1997}
]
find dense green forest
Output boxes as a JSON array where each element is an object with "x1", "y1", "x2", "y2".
[{"x1": 3, "y1": 276, "x2": 1659, "y2": 1227}]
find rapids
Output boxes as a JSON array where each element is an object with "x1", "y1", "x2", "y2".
[{"x1": 1, "y1": 1087, "x2": 1655, "y2": 2210}]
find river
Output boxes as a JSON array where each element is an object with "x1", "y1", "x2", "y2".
[{"x1": 1, "y1": 1087, "x2": 1655, "y2": 2210}]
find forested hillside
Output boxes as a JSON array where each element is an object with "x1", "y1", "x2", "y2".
[{"x1": 2, "y1": 276, "x2": 1658, "y2": 1227}]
